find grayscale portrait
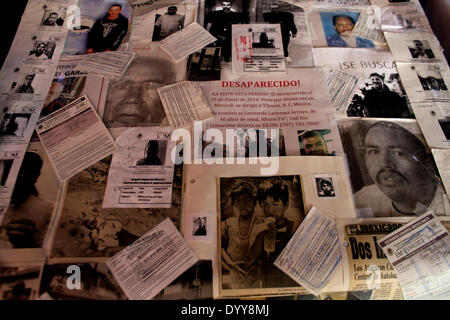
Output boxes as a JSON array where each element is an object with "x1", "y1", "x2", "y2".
[
  {"x1": 103, "y1": 47, "x2": 185, "y2": 127},
  {"x1": 338, "y1": 119, "x2": 449, "y2": 218}
]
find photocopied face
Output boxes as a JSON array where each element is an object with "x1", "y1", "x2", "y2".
[
  {"x1": 104, "y1": 48, "x2": 185, "y2": 127},
  {"x1": 364, "y1": 125, "x2": 433, "y2": 203}
]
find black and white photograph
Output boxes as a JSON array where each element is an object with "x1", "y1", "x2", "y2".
[
  {"x1": 0, "y1": 142, "x2": 60, "y2": 249},
  {"x1": 192, "y1": 216, "x2": 207, "y2": 236},
  {"x1": 102, "y1": 48, "x2": 185, "y2": 128},
  {"x1": 417, "y1": 70, "x2": 448, "y2": 91},
  {"x1": 39, "y1": 263, "x2": 126, "y2": 300},
  {"x1": 198, "y1": 0, "x2": 250, "y2": 62},
  {"x1": 346, "y1": 72, "x2": 412, "y2": 118},
  {"x1": 408, "y1": 39, "x2": 435, "y2": 59},
  {"x1": 313, "y1": 48, "x2": 413, "y2": 119},
  {"x1": 40, "y1": 8, "x2": 65, "y2": 27},
  {"x1": 0, "y1": 266, "x2": 41, "y2": 300},
  {"x1": 315, "y1": 177, "x2": 336, "y2": 197},
  {"x1": 383, "y1": 32, "x2": 446, "y2": 63},
  {"x1": 397, "y1": 62, "x2": 450, "y2": 102},
  {"x1": 338, "y1": 119, "x2": 450, "y2": 218},
  {"x1": 0, "y1": 113, "x2": 32, "y2": 137},
  {"x1": 439, "y1": 119, "x2": 450, "y2": 140},
  {"x1": 13, "y1": 74, "x2": 35, "y2": 94},
  {"x1": 152, "y1": 5, "x2": 186, "y2": 41},
  {"x1": 50, "y1": 157, "x2": 183, "y2": 258},
  {"x1": 183, "y1": 211, "x2": 214, "y2": 243},
  {"x1": 255, "y1": 1, "x2": 313, "y2": 66},
  {"x1": 198, "y1": 128, "x2": 286, "y2": 159},
  {"x1": 28, "y1": 41, "x2": 56, "y2": 60},
  {"x1": 153, "y1": 260, "x2": 213, "y2": 300},
  {"x1": 252, "y1": 31, "x2": 275, "y2": 49},
  {"x1": 0, "y1": 160, "x2": 13, "y2": 187},
  {"x1": 186, "y1": 47, "x2": 221, "y2": 81},
  {"x1": 136, "y1": 140, "x2": 168, "y2": 166},
  {"x1": 219, "y1": 175, "x2": 305, "y2": 296}
]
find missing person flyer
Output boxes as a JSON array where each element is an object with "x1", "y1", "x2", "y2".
[
  {"x1": 232, "y1": 24, "x2": 286, "y2": 74},
  {"x1": 36, "y1": 95, "x2": 116, "y2": 181},
  {"x1": 103, "y1": 127, "x2": 176, "y2": 208}
]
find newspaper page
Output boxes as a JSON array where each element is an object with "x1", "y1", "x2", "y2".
[
  {"x1": 384, "y1": 32, "x2": 446, "y2": 63},
  {"x1": 306, "y1": 7, "x2": 380, "y2": 49},
  {"x1": 338, "y1": 118, "x2": 450, "y2": 218},
  {"x1": 410, "y1": 102, "x2": 450, "y2": 149},
  {"x1": 41, "y1": 57, "x2": 109, "y2": 118},
  {"x1": 62, "y1": 0, "x2": 132, "y2": 56},
  {"x1": 323, "y1": 68, "x2": 360, "y2": 113},
  {"x1": 103, "y1": 127, "x2": 175, "y2": 208},
  {"x1": 397, "y1": 62, "x2": 450, "y2": 103},
  {"x1": 36, "y1": 95, "x2": 117, "y2": 181},
  {"x1": 158, "y1": 22, "x2": 217, "y2": 61},
  {"x1": 232, "y1": 24, "x2": 286, "y2": 74},
  {"x1": 107, "y1": 218, "x2": 198, "y2": 300},
  {"x1": 128, "y1": 0, "x2": 184, "y2": 16},
  {"x1": 379, "y1": 212, "x2": 450, "y2": 300},
  {"x1": 74, "y1": 51, "x2": 136, "y2": 80},
  {"x1": 158, "y1": 81, "x2": 213, "y2": 129},
  {"x1": 198, "y1": 70, "x2": 344, "y2": 157},
  {"x1": 351, "y1": 6, "x2": 385, "y2": 43},
  {"x1": 336, "y1": 217, "x2": 411, "y2": 297},
  {"x1": 274, "y1": 207, "x2": 343, "y2": 296},
  {"x1": 378, "y1": 1, "x2": 431, "y2": 32},
  {"x1": 432, "y1": 149, "x2": 450, "y2": 197},
  {"x1": 314, "y1": 48, "x2": 413, "y2": 118}
]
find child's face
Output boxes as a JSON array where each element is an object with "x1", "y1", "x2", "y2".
[
  {"x1": 232, "y1": 193, "x2": 255, "y2": 218},
  {"x1": 260, "y1": 196, "x2": 286, "y2": 220}
]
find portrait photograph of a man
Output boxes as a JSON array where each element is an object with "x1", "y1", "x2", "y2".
[
  {"x1": 319, "y1": 11, "x2": 374, "y2": 48},
  {"x1": 152, "y1": 5, "x2": 185, "y2": 41},
  {"x1": 338, "y1": 119, "x2": 450, "y2": 218},
  {"x1": 346, "y1": 72, "x2": 412, "y2": 118},
  {"x1": 408, "y1": 40, "x2": 435, "y2": 59},
  {"x1": 86, "y1": 3, "x2": 129, "y2": 53},
  {"x1": 28, "y1": 41, "x2": 56, "y2": 60},
  {"x1": 203, "y1": 0, "x2": 249, "y2": 62},
  {"x1": 40, "y1": 10, "x2": 65, "y2": 27},
  {"x1": 102, "y1": 47, "x2": 185, "y2": 128}
]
